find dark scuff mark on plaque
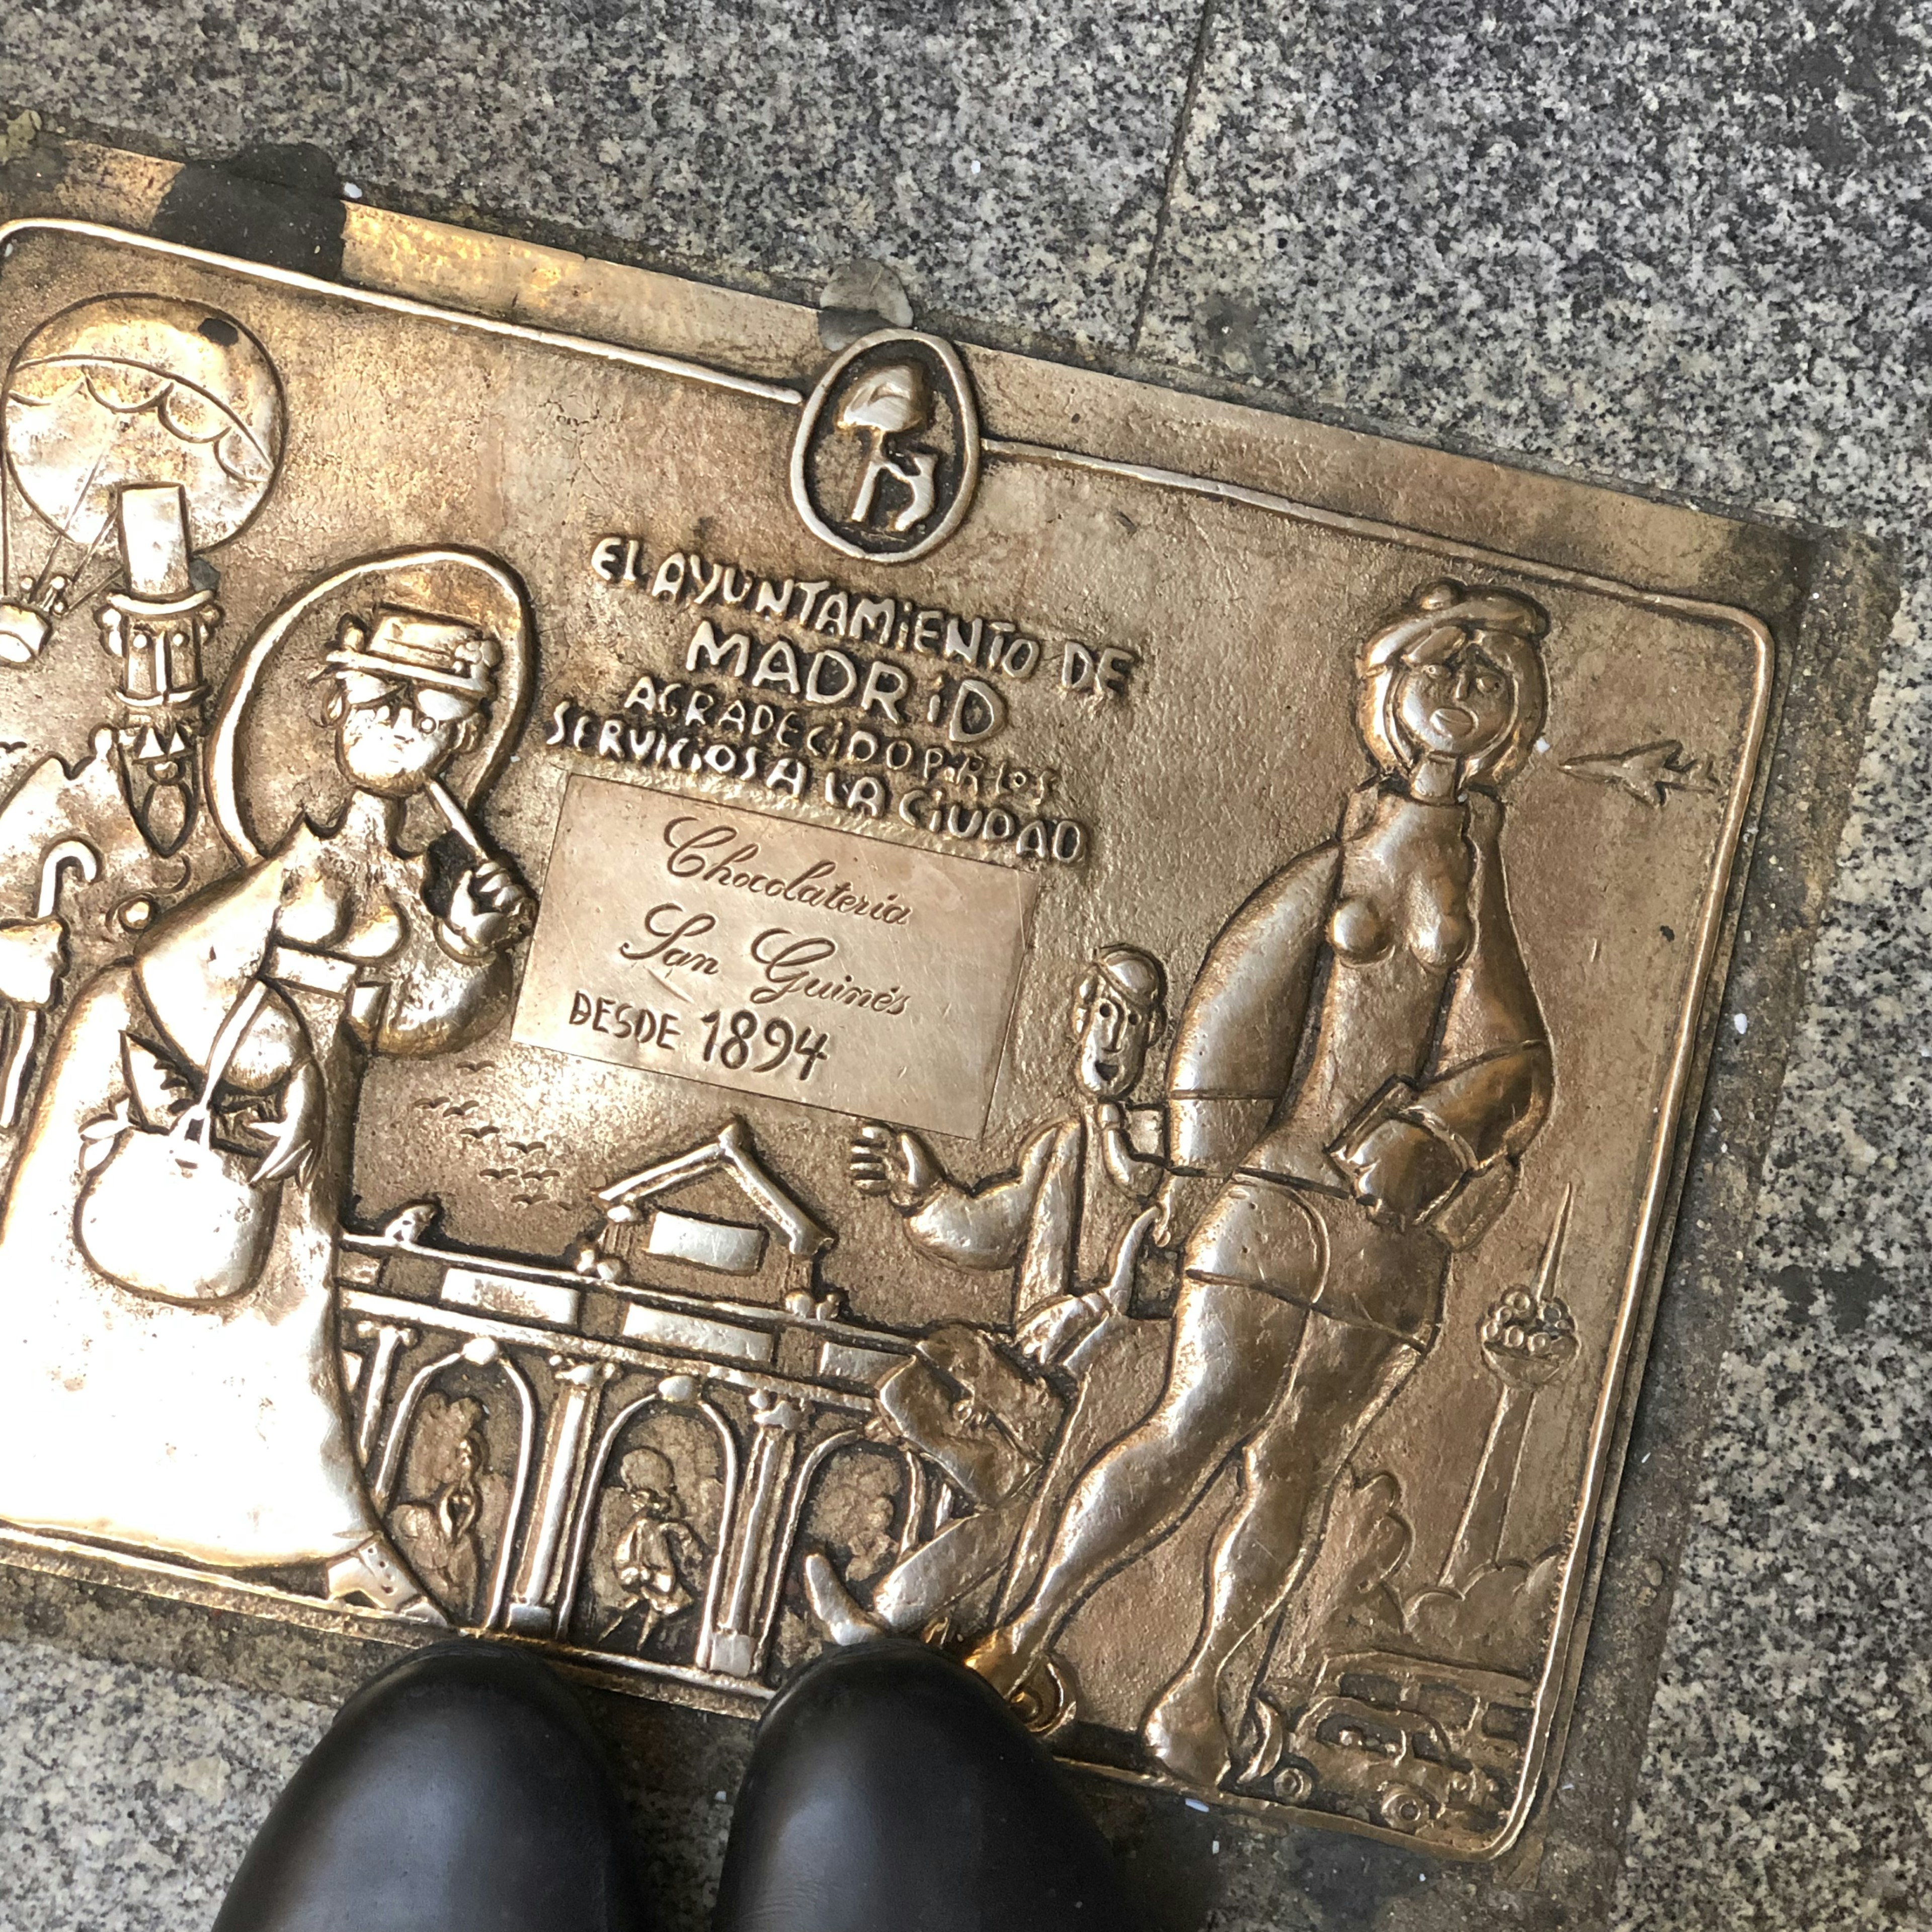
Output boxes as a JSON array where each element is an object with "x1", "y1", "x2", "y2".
[
  {"x1": 0, "y1": 102, "x2": 62, "y2": 201},
  {"x1": 154, "y1": 142, "x2": 345, "y2": 278}
]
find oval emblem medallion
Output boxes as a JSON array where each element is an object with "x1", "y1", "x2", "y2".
[{"x1": 789, "y1": 330, "x2": 980, "y2": 564}]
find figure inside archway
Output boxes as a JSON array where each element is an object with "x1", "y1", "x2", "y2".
[{"x1": 599, "y1": 1447, "x2": 707, "y2": 1654}]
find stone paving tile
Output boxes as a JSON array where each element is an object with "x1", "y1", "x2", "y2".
[
  {"x1": 1142, "y1": 3, "x2": 1932, "y2": 1926},
  {"x1": 1138, "y1": 0, "x2": 1930, "y2": 509},
  {"x1": 0, "y1": 1635, "x2": 745, "y2": 1932},
  {"x1": 0, "y1": 0, "x2": 1206, "y2": 351},
  {"x1": 0, "y1": 1636, "x2": 329, "y2": 1932}
]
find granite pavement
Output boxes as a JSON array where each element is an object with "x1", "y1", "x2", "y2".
[
  {"x1": 0, "y1": 0, "x2": 1203, "y2": 349},
  {"x1": 2, "y1": 2, "x2": 1930, "y2": 1927}
]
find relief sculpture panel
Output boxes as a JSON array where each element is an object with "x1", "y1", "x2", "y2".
[{"x1": 0, "y1": 220, "x2": 1771, "y2": 1860}]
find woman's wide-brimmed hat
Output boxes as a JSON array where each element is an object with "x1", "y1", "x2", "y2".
[
  {"x1": 209, "y1": 548, "x2": 534, "y2": 863},
  {"x1": 324, "y1": 606, "x2": 501, "y2": 704}
]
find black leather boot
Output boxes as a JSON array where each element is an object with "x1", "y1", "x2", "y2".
[
  {"x1": 715, "y1": 1639, "x2": 1145, "y2": 1932},
  {"x1": 214, "y1": 1641, "x2": 647, "y2": 1932}
]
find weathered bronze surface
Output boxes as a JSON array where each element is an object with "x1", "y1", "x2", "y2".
[{"x1": 0, "y1": 218, "x2": 1771, "y2": 1859}]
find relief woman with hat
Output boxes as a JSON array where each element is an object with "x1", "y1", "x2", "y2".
[
  {"x1": 966, "y1": 580, "x2": 1555, "y2": 1788},
  {"x1": 0, "y1": 552, "x2": 533, "y2": 1620}
]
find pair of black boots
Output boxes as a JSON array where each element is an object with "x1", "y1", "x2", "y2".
[{"x1": 214, "y1": 1638, "x2": 1145, "y2": 1930}]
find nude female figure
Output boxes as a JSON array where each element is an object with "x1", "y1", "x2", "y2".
[{"x1": 965, "y1": 579, "x2": 1555, "y2": 1788}]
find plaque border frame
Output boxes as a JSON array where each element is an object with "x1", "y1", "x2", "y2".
[{"x1": 0, "y1": 214, "x2": 1776, "y2": 1861}]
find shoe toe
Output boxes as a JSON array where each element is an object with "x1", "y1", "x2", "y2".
[
  {"x1": 214, "y1": 1641, "x2": 647, "y2": 1932},
  {"x1": 715, "y1": 1639, "x2": 1143, "y2": 1932}
]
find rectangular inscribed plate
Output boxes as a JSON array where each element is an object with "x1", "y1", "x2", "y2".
[
  {"x1": 0, "y1": 213, "x2": 1781, "y2": 1864},
  {"x1": 515, "y1": 775, "x2": 1033, "y2": 1138}
]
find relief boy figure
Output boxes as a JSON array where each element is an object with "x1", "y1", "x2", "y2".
[{"x1": 816, "y1": 947, "x2": 1170, "y2": 1639}]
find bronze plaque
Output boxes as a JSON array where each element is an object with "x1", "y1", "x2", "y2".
[{"x1": 0, "y1": 217, "x2": 1770, "y2": 1860}]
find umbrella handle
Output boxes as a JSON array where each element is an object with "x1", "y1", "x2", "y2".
[
  {"x1": 1, "y1": 838, "x2": 100, "y2": 1129},
  {"x1": 0, "y1": 1008, "x2": 43, "y2": 1130}
]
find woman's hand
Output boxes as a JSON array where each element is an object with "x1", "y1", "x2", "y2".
[
  {"x1": 1016, "y1": 1294, "x2": 1101, "y2": 1371},
  {"x1": 249, "y1": 1059, "x2": 325, "y2": 1185},
  {"x1": 443, "y1": 860, "x2": 532, "y2": 957},
  {"x1": 1153, "y1": 1170, "x2": 1218, "y2": 1251},
  {"x1": 1342, "y1": 1117, "x2": 1466, "y2": 1229},
  {"x1": 0, "y1": 915, "x2": 65, "y2": 1010}
]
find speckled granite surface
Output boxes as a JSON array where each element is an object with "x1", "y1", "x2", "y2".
[
  {"x1": 1, "y1": 0, "x2": 1203, "y2": 349},
  {"x1": 1, "y1": 2, "x2": 1929, "y2": 1927},
  {"x1": 0, "y1": 1637, "x2": 327, "y2": 1932}
]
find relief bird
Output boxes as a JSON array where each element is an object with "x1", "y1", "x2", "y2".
[{"x1": 1561, "y1": 740, "x2": 1715, "y2": 807}]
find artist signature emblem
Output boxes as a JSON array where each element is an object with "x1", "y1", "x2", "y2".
[{"x1": 790, "y1": 330, "x2": 980, "y2": 564}]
